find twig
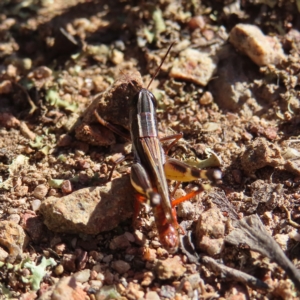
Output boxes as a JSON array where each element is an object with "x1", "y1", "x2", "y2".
[
  {"x1": 225, "y1": 214, "x2": 300, "y2": 290},
  {"x1": 14, "y1": 82, "x2": 37, "y2": 115},
  {"x1": 200, "y1": 255, "x2": 270, "y2": 290},
  {"x1": 282, "y1": 205, "x2": 300, "y2": 228},
  {"x1": 179, "y1": 232, "x2": 270, "y2": 290}
]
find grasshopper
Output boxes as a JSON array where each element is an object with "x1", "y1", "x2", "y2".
[{"x1": 94, "y1": 45, "x2": 221, "y2": 253}]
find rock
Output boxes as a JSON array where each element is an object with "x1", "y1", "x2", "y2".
[
  {"x1": 141, "y1": 271, "x2": 155, "y2": 286},
  {"x1": 134, "y1": 229, "x2": 147, "y2": 246},
  {"x1": 177, "y1": 201, "x2": 195, "y2": 220},
  {"x1": 20, "y1": 213, "x2": 45, "y2": 242},
  {"x1": 110, "y1": 49, "x2": 124, "y2": 65},
  {"x1": 170, "y1": 48, "x2": 217, "y2": 86},
  {"x1": 32, "y1": 184, "x2": 48, "y2": 200},
  {"x1": 103, "y1": 254, "x2": 113, "y2": 263},
  {"x1": 89, "y1": 279, "x2": 103, "y2": 291},
  {"x1": 247, "y1": 180, "x2": 283, "y2": 214},
  {"x1": 0, "y1": 247, "x2": 8, "y2": 261},
  {"x1": 31, "y1": 199, "x2": 42, "y2": 211},
  {"x1": 240, "y1": 138, "x2": 284, "y2": 176},
  {"x1": 274, "y1": 234, "x2": 289, "y2": 251},
  {"x1": 154, "y1": 256, "x2": 186, "y2": 280},
  {"x1": 61, "y1": 254, "x2": 76, "y2": 272},
  {"x1": 38, "y1": 276, "x2": 87, "y2": 300},
  {"x1": 0, "y1": 112, "x2": 20, "y2": 128},
  {"x1": 74, "y1": 123, "x2": 116, "y2": 146},
  {"x1": 198, "y1": 235, "x2": 224, "y2": 256},
  {"x1": 111, "y1": 260, "x2": 131, "y2": 274},
  {"x1": 186, "y1": 273, "x2": 201, "y2": 289},
  {"x1": 0, "y1": 220, "x2": 28, "y2": 262},
  {"x1": 75, "y1": 70, "x2": 143, "y2": 146},
  {"x1": 14, "y1": 185, "x2": 29, "y2": 197},
  {"x1": 104, "y1": 270, "x2": 114, "y2": 285},
  {"x1": 74, "y1": 248, "x2": 88, "y2": 270},
  {"x1": 0, "y1": 80, "x2": 12, "y2": 94},
  {"x1": 54, "y1": 264, "x2": 64, "y2": 276},
  {"x1": 126, "y1": 282, "x2": 144, "y2": 299},
  {"x1": 195, "y1": 207, "x2": 226, "y2": 256},
  {"x1": 196, "y1": 207, "x2": 225, "y2": 238},
  {"x1": 73, "y1": 269, "x2": 91, "y2": 283},
  {"x1": 145, "y1": 291, "x2": 160, "y2": 300},
  {"x1": 209, "y1": 50, "x2": 256, "y2": 111},
  {"x1": 40, "y1": 175, "x2": 134, "y2": 234},
  {"x1": 285, "y1": 159, "x2": 300, "y2": 176},
  {"x1": 61, "y1": 180, "x2": 72, "y2": 195},
  {"x1": 109, "y1": 233, "x2": 132, "y2": 250},
  {"x1": 229, "y1": 24, "x2": 286, "y2": 66},
  {"x1": 159, "y1": 285, "x2": 176, "y2": 299},
  {"x1": 28, "y1": 66, "x2": 52, "y2": 80}
]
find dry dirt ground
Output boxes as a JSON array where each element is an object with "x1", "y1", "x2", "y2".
[{"x1": 0, "y1": 0, "x2": 300, "y2": 299}]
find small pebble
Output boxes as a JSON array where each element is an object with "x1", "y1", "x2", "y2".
[
  {"x1": 170, "y1": 48, "x2": 217, "y2": 86},
  {"x1": 274, "y1": 234, "x2": 289, "y2": 251},
  {"x1": 141, "y1": 271, "x2": 155, "y2": 286},
  {"x1": 134, "y1": 230, "x2": 146, "y2": 245},
  {"x1": 198, "y1": 236, "x2": 224, "y2": 256},
  {"x1": 54, "y1": 264, "x2": 64, "y2": 276},
  {"x1": 111, "y1": 260, "x2": 130, "y2": 274},
  {"x1": 104, "y1": 270, "x2": 114, "y2": 285},
  {"x1": 14, "y1": 185, "x2": 28, "y2": 197},
  {"x1": 7, "y1": 214, "x2": 20, "y2": 223},
  {"x1": 188, "y1": 15, "x2": 206, "y2": 31},
  {"x1": 89, "y1": 251, "x2": 104, "y2": 262},
  {"x1": 0, "y1": 80, "x2": 12, "y2": 94},
  {"x1": 57, "y1": 134, "x2": 73, "y2": 147},
  {"x1": 103, "y1": 254, "x2": 113, "y2": 263},
  {"x1": 33, "y1": 184, "x2": 48, "y2": 200},
  {"x1": 28, "y1": 66, "x2": 52, "y2": 79},
  {"x1": 0, "y1": 247, "x2": 9, "y2": 261},
  {"x1": 89, "y1": 280, "x2": 103, "y2": 290},
  {"x1": 110, "y1": 49, "x2": 124, "y2": 65},
  {"x1": 92, "y1": 263, "x2": 102, "y2": 273},
  {"x1": 109, "y1": 234, "x2": 131, "y2": 250},
  {"x1": 199, "y1": 91, "x2": 213, "y2": 105},
  {"x1": 73, "y1": 269, "x2": 91, "y2": 283},
  {"x1": 177, "y1": 201, "x2": 195, "y2": 220},
  {"x1": 61, "y1": 180, "x2": 72, "y2": 194},
  {"x1": 55, "y1": 243, "x2": 66, "y2": 255},
  {"x1": 229, "y1": 24, "x2": 285, "y2": 66},
  {"x1": 154, "y1": 256, "x2": 186, "y2": 280},
  {"x1": 61, "y1": 253, "x2": 76, "y2": 272},
  {"x1": 31, "y1": 199, "x2": 42, "y2": 211},
  {"x1": 145, "y1": 291, "x2": 160, "y2": 300}
]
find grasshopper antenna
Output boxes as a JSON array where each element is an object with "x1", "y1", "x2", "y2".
[{"x1": 146, "y1": 42, "x2": 174, "y2": 90}]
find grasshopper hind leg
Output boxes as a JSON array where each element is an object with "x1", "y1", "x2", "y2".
[
  {"x1": 164, "y1": 157, "x2": 222, "y2": 184},
  {"x1": 130, "y1": 162, "x2": 161, "y2": 207}
]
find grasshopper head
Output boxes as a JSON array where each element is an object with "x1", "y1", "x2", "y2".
[{"x1": 136, "y1": 88, "x2": 157, "y2": 113}]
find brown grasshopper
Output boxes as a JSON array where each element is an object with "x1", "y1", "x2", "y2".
[{"x1": 94, "y1": 44, "x2": 221, "y2": 252}]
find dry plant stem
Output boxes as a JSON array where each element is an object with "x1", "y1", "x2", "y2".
[
  {"x1": 225, "y1": 215, "x2": 300, "y2": 290},
  {"x1": 282, "y1": 205, "x2": 300, "y2": 228},
  {"x1": 14, "y1": 82, "x2": 37, "y2": 115},
  {"x1": 179, "y1": 233, "x2": 269, "y2": 290},
  {"x1": 201, "y1": 255, "x2": 270, "y2": 290}
]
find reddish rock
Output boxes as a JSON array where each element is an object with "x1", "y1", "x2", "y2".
[{"x1": 40, "y1": 175, "x2": 134, "y2": 235}]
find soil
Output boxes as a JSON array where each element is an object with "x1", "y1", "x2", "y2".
[{"x1": 0, "y1": 0, "x2": 300, "y2": 299}]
